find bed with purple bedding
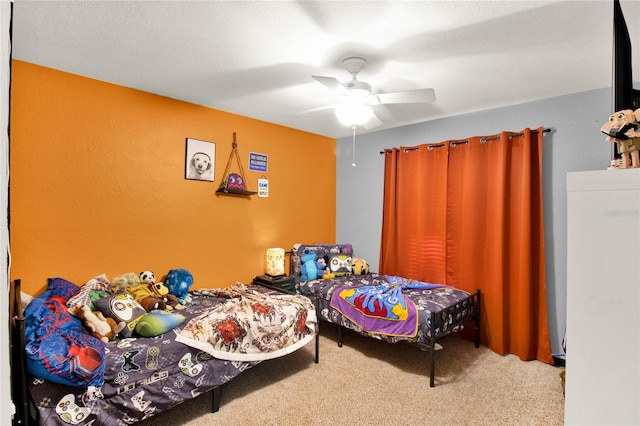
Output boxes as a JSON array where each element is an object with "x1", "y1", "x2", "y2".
[
  {"x1": 291, "y1": 243, "x2": 480, "y2": 387},
  {"x1": 10, "y1": 277, "x2": 316, "y2": 426}
]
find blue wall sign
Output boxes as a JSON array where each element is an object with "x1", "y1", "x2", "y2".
[{"x1": 249, "y1": 152, "x2": 268, "y2": 172}]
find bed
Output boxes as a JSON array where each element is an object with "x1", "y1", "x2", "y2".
[
  {"x1": 10, "y1": 276, "x2": 317, "y2": 425},
  {"x1": 291, "y1": 243, "x2": 480, "y2": 387}
]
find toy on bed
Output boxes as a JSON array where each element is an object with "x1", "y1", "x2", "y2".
[
  {"x1": 300, "y1": 249, "x2": 327, "y2": 281},
  {"x1": 123, "y1": 270, "x2": 182, "y2": 311},
  {"x1": 165, "y1": 268, "x2": 194, "y2": 305},
  {"x1": 350, "y1": 257, "x2": 369, "y2": 275},
  {"x1": 69, "y1": 304, "x2": 125, "y2": 343},
  {"x1": 601, "y1": 108, "x2": 640, "y2": 168}
]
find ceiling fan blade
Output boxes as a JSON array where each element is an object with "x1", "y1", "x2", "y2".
[
  {"x1": 376, "y1": 88, "x2": 436, "y2": 104},
  {"x1": 312, "y1": 76, "x2": 349, "y2": 94},
  {"x1": 363, "y1": 112, "x2": 383, "y2": 130}
]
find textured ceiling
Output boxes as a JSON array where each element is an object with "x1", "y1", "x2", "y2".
[{"x1": 11, "y1": 0, "x2": 640, "y2": 139}]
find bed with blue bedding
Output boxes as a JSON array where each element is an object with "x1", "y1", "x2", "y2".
[{"x1": 10, "y1": 277, "x2": 317, "y2": 425}]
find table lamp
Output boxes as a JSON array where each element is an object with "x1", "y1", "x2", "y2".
[{"x1": 265, "y1": 247, "x2": 285, "y2": 277}]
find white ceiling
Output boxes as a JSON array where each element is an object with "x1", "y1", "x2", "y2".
[{"x1": 10, "y1": 0, "x2": 640, "y2": 139}]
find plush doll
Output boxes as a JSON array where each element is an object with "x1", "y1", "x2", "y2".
[
  {"x1": 165, "y1": 269, "x2": 194, "y2": 305},
  {"x1": 124, "y1": 275, "x2": 182, "y2": 312},
  {"x1": 140, "y1": 271, "x2": 183, "y2": 310},
  {"x1": 300, "y1": 249, "x2": 325, "y2": 281},
  {"x1": 351, "y1": 258, "x2": 370, "y2": 276},
  {"x1": 70, "y1": 305, "x2": 126, "y2": 343},
  {"x1": 601, "y1": 108, "x2": 640, "y2": 168},
  {"x1": 317, "y1": 256, "x2": 335, "y2": 279},
  {"x1": 110, "y1": 272, "x2": 141, "y2": 293}
]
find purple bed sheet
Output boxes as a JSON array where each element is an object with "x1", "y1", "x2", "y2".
[
  {"x1": 297, "y1": 274, "x2": 474, "y2": 345},
  {"x1": 29, "y1": 293, "x2": 258, "y2": 426}
]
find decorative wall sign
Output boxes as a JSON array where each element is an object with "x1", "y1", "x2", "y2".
[
  {"x1": 249, "y1": 152, "x2": 268, "y2": 172},
  {"x1": 258, "y1": 177, "x2": 269, "y2": 197},
  {"x1": 185, "y1": 138, "x2": 215, "y2": 182}
]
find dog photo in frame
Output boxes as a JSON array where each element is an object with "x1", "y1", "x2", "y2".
[{"x1": 185, "y1": 138, "x2": 215, "y2": 182}]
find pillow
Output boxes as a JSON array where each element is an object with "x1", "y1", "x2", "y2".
[
  {"x1": 135, "y1": 310, "x2": 186, "y2": 337},
  {"x1": 93, "y1": 293, "x2": 147, "y2": 338},
  {"x1": 24, "y1": 277, "x2": 106, "y2": 388},
  {"x1": 66, "y1": 273, "x2": 111, "y2": 309},
  {"x1": 328, "y1": 254, "x2": 353, "y2": 277},
  {"x1": 292, "y1": 243, "x2": 354, "y2": 278}
]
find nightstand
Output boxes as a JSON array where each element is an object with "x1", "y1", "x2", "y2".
[{"x1": 252, "y1": 274, "x2": 296, "y2": 294}]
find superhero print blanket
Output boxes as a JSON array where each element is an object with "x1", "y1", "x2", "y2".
[{"x1": 329, "y1": 276, "x2": 447, "y2": 338}]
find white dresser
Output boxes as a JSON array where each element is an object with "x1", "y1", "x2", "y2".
[{"x1": 565, "y1": 169, "x2": 640, "y2": 425}]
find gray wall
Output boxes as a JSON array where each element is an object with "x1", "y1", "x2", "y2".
[{"x1": 336, "y1": 87, "x2": 616, "y2": 355}]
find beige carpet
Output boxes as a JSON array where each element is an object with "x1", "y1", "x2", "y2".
[{"x1": 141, "y1": 326, "x2": 565, "y2": 425}]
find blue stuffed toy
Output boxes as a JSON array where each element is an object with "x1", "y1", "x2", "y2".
[
  {"x1": 300, "y1": 249, "x2": 325, "y2": 281},
  {"x1": 165, "y1": 269, "x2": 194, "y2": 305}
]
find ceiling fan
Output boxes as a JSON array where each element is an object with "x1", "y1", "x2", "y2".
[{"x1": 312, "y1": 57, "x2": 436, "y2": 129}]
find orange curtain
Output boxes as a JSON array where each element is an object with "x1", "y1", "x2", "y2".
[{"x1": 380, "y1": 128, "x2": 552, "y2": 364}]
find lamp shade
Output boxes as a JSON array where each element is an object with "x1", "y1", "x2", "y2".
[{"x1": 266, "y1": 247, "x2": 285, "y2": 276}]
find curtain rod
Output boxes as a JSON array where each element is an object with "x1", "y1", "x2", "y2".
[{"x1": 379, "y1": 128, "x2": 552, "y2": 154}]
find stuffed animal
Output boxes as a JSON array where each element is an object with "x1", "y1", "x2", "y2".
[
  {"x1": 70, "y1": 305, "x2": 126, "y2": 343},
  {"x1": 300, "y1": 249, "x2": 325, "y2": 281},
  {"x1": 165, "y1": 269, "x2": 194, "y2": 305},
  {"x1": 601, "y1": 108, "x2": 640, "y2": 168},
  {"x1": 124, "y1": 276, "x2": 182, "y2": 312},
  {"x1": 351, "y1": 258, "x2": 370, "y2": 276},
  {"x1": 318, "y1": 256, "x2": 335, "y2": 279},
  {"x1": 110, "y1": 272, "x2": 141, "y2": 293},
  {"x1": 140, "y1": 271, "x2": 183, "y2": 309}
]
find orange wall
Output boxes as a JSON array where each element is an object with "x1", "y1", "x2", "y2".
[{"x1": 9, "y1": 61, "x2": 336, "y2": 296}]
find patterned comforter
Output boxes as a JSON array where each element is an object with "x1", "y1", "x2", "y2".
[
  {"x1": 177, "y1": 284, "x2": 317, "y2": 361},
  {"x1": 28, "y1": 285, "x2": 316, "y2": 425},
  {"x1": 298, "y1": 273, "x2": 474, "y2": 345}
]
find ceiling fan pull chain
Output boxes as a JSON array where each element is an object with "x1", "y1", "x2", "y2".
[{"x1": 352, "y1": 125, "x2": 357, "y2": 167}]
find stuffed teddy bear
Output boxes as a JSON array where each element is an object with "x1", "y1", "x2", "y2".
[
  {"x1": 70, "y1": 305, "x2": 126, "y2": 343},
  {"x1": 124, "y1": 272, "x2": 182, "y2": 312},
  {"x1": 300, "y1": 249, "x2": 326, "y2": 281},
  {"x1": 601, "y1": 108, "x2": 640, "y2": 168},
  {"x1": 165, "y1": 269, "x2": 194, "y2": 305}
]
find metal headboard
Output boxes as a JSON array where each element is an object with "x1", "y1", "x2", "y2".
[{"x1": 10, "y1": 279, "x2": 32, "y2": 426}]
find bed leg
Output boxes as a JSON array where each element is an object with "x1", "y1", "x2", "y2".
[
  {"x1": 314, "y1": 298, "x2": 319, "y2": 363},
  {"x1": 211, "y1": 386, "x2": 220, "y2": 413},
  {"x1": 429, "y1": 311, "x2": 436, "y2": 388},
  {"x1": 474, "y1": 290, "x2": 481, "y2": 349},
  {"x1": 337, "y1": 325, "x2": 343, "y2": 347}
]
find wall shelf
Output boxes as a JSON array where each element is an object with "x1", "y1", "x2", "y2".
[{"x1": 215, "y1": 188, "x2": 257, "y2": 197}]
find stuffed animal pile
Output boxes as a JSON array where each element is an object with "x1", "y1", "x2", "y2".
[{"x1": 68, "y1": 268, "x2": 193, "y2": 339}]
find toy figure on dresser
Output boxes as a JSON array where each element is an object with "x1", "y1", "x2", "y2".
[{"x1": 601, "y1": 108, "x2": 640, "y2": 168}]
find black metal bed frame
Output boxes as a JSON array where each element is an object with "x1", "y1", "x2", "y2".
[
  {"x1": 8, "y1": 279, "x2": 319, "y2": 425},
  {"x1": 333, "y1": 289, "x2": 481, "y2": 388}
]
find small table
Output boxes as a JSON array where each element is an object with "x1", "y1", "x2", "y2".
[
  {"x1": 252, "y1": 275, "x2": 319, "y2": 363},
  {"x1": 252, "y1": 275, "x2": 296, "y2": 294}
]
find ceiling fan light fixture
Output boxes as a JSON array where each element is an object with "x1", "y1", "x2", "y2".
[{"x1": 335, "y1": 103, "x2": 374, "y2": 127}]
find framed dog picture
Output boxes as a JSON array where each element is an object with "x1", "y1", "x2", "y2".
[{"x1": 185, "y1": 138, "x2": 215, "y2": 182}]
